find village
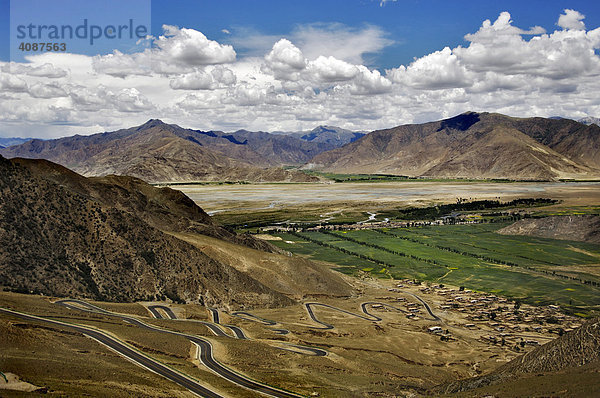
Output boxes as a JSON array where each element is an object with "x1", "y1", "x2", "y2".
[
  {"x1": 260, "y1": 215, "x2": 487, "y2": 233},
  {"x1": 256, "y1": 208, "x2": 531, "y2": 233},
  {"x1": 385, "y1": 279, "x2": 583, "y2": 353}
]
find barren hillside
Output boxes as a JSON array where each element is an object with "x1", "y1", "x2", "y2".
[
  {"x1": 306, "y1": 112, "x2": 600, "y2": 180},
  {"x1": 498, "y1": 215, "x2": 600, "y2": 244},
  {"x1": 0, "y1": 155, "x2": 352, "y2": 307}
]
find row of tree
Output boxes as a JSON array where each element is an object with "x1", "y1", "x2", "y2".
[
  {"x1": 373, "y1": 229, "x2": 523, "y2": 267},
  {"x1": 287, "y1": 229, "x2": 600, "y2": 290},
  {"x1": 286, "y1": 231, "x2": 392, "y2": 271},
  {"x1": 372, "y1": 229, "x2": 600, "y2": 288},
  {"x1": 386, "y1": 198, "x2": 558, "y2": 221},
  {"x1": 318, "y1": 230, "x2": 448, "y2": 269},
  {"x1": 322, "y1": 229, "x2": 600, "y2": 289}
]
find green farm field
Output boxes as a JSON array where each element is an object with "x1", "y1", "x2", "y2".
[{"x1": 270, "y1": 223, "x2": 600, "y2": 312}]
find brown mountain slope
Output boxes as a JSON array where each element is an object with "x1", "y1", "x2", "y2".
[
  {"x1": 9, "y1": 157, "x2": 279, "y2": 253},
  {"x1": 496, "y1": 114, "x2": 600, "y2": 169},
  {"x1": 0, "y1": 154, "x2": 299, "y2": 308},
  {"x1": 0, "y1": 120, "x2": 318, "y2": 183},
  {"x1": 306, "y1": 112, "x2": 600, "y2": 180},
  {"x1": 172, "y1": 232, "x2": 353, "y2": 300},
  {"x1": 424, "y1": 125, "x2": 591, "y2": 179},
  {"x1": 436, "y1": 318, "x2": 600, "y2": 396},
  {"x1": 498, "y1": 215, "x2": 600, "y2": 244},
  {"x1": 226, "y1": 129, "x2": 331, "y2": 166}
]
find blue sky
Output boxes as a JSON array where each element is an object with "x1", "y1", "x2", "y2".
[
  {"x1": 2, "y1": 0, "x2": 599, "y2": 69},
  {"x1": 6, "y1": 0, "x2": 150, "y2": 62},
  {"x1": 1, "y1": 0, "x2": 599, "y2": 138},
  {"x1": 149, "y1": 0, "x2": 600, "y2": 69}
]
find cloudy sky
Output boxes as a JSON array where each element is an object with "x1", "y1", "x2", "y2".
[{"x1": 1, "y1": 0, "x2": 599, "y2": 138}]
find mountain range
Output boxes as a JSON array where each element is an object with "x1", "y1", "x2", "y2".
[
  {"x1": 0, "y1": 137, "x2": 32, "y2": 149},
  {"x1": 1, "y1": 112, "x2": 599, "y2": 182},
  {"x1": 0, "y1": 120, "x2": 328, "y2": 183},
  {"x1": 578, "y1": 116, "x2": 600, "y2": 127},
  {"x1": 306, "y1": 112, "x2": 600, "y2": 180},
  {"x1": 0, "y1": 154, "x2": 351, "y2": 307},
  {"x1": 0, "y1": 121, "x2": 368, "y2": 183},
  {"x1": 280, "y1": 125, "x2": 365, "y2": 148}
]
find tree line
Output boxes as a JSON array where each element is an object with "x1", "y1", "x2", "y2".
[
  {"x1": 286, "y1": 231, "x2": 393, "y2": 270},
  {"x1": 318, "y1": 230, "x2": 448, "y2": 269},
  {"x1": 382, "y1": 198, "x2": 557, "y2": 221},
  {"x1": 368, "y1": 229, "x2": 600, "y2": 288}
]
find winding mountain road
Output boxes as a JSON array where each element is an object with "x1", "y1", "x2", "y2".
[
  {"x1": 225, "y1": 324, "x2": 249, "y2": 339},
  {"x1": 231, "y1": 311, "x2": 290, "y2": 335},
  {"x1": 407, "y1": 294, "x2": 441, "y2": 321},
  {"x1": 304, "y1": 303, "x2": 377, "y2": 330},
  {"x1": 303, "y1": 296, "x2": 438, "y2": 330},
  {"x1": 0, "y1": 307, "x2": 225, "y2": 398},
  {"x1": 275, "y1": 343, "x2": 327, "y2": 357},
  {"x1": 360, "y1": 302, "x2": 408, "y2": 320},
  {"x1": 207, "y1": 308, "x2": 220, "y2": 324},
  {"x1": 56, "y1": 300, "x2": 304, "y2": 398},
  {"x1": 147, "y1": 305, "x2": 178, "y2": 320},
  {"x1": 147, "y1": 305, "x2": 248, "y2": 340},
  {"x1": 5, "y1": 294, "x2": 437, "y2": 397}
]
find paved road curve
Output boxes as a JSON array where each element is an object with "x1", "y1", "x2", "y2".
[
  {"x1": 224, "y1": 324, "x2": 248, "y2": 339},
  {"x1": 57, "y1": 300, "x2": 304, "y2": 398},
  {"x1": 231, "y1": 311, "x2": 289, "y2": 335},
  {"x1": 147, "y1": 305, "x2": 178, "y2": 320},
  {"x1": 360, "y1": 302, "x2": 408, "y2": 320},
  {"x1": 145, "y1": 306, "x2": 231, "y2": 337},
  {"x1": 207, "y1": 308, "x2": 220, "y2": 324},
  {"x1": 407, "y1": 294, "x2": 441, "y2": 321},
  {"x1": 276, "y1": 343, "x2": 327, "y2": 357},
  {"x1": 0, "y1": 307, "x2": 224, "y2": 398},
  {"x1": 197, "y1": 321, "x2": 232, "y2": 338},
  {"x1": 147, "y1": 305, "x2": 247, "y2": 340},
  {"x1": 304, "y1": 303, "x2": 378, "y2": 330},
  {"x1": 303, "y1": 298, "x2": 436, "y2": 329}
]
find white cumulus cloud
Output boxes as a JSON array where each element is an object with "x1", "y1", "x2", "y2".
[
  {"x1": 170, "y1": 66, "x2": 237, "y2": 90},
  {"x1": 308, "y1": 56, "x2": 359, "y2": 83},
  {"x1": 388, "y1": 47, "x2": 472, "y2": 90},
  {"x1": 29, "y1": 82, "x2": 68, "y2": 98},
  {"x1": 0, "y1": 73, "x2": 28, "y2": 93},
  {"x1": 1, "y1": 10, "x2": 600, "y2": 138},
  {"x1": 262, "y1": 39, "x2": 307, "y2": 81},
  {"x1": 158, "y1": 25, "x2": 236, "y2": 66},
  {"x1": 557, "y1": 9, "x2": 586, "y2": 30},
  {"x1": 93, "y1": 26, "x2": 236, "y2": 77},
  {"x1": 349, "y1": 66, "x2": 392, "y2": 95}
]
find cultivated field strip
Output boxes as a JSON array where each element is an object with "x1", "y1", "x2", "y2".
[
  {"x1": 397, "y1": 225, "x2": 600, "y2": 267},
  {"x1": 271, "y1": 225, "x2": 600, "y2": 310}
]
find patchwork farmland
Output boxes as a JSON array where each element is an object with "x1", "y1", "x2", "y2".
[{"x1": 270, "y1": 224, "x2": 600, "y2": 312}]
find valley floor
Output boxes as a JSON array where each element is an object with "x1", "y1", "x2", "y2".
[
  {"x1": 1, "y1": 180, "x2": 598, "y2": 397},
  {"x1": 0, "y1": 275, "x2": 591, "y2": 397}
]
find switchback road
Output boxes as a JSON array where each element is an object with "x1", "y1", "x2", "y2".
[
  {"x1": 407, "y1": 294, "x2": 441, "y2": 321},
  {"x1": 303, "y1": 296, "x2": 437, "y2": 329},
  {"x1": 0, "y1": 307, "x2": 224, "y2": 398},
  {"x1": 147, "y1": 305, "x2": 178, "y2": 320},
  {"x1": 57, "y1": 300, "x2": 304, "y2": 398},
  {"x1": 147, "y1": 305, "x2": 247, "y2": 340}
]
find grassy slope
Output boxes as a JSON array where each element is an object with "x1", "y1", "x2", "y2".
[{"x1": 169, "y1": 232, "x2": 354, "y2": 299}]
